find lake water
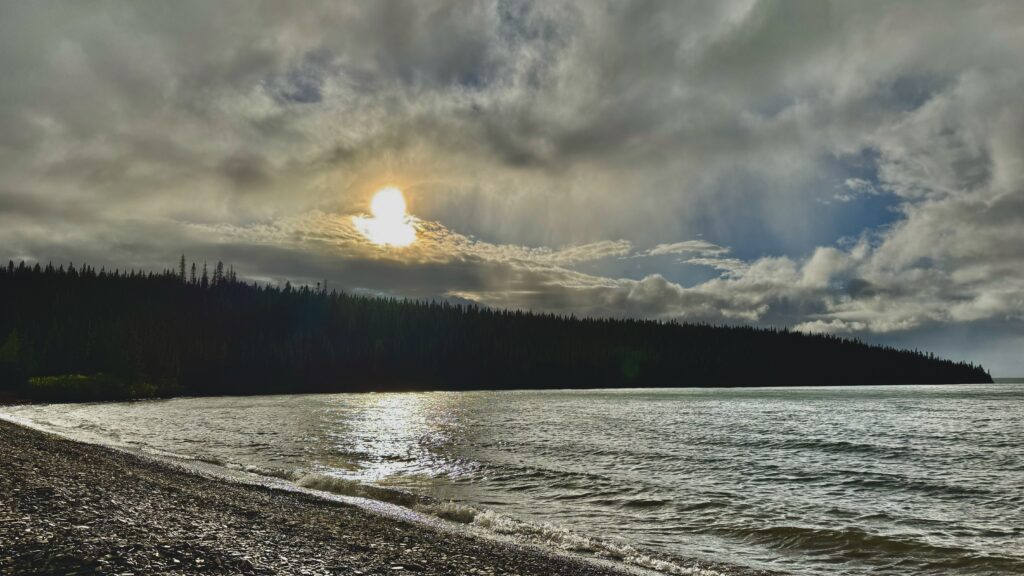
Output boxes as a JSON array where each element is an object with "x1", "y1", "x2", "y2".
[{"x1": 4, "y1": 384, "x2": 1022, "y2": 575}]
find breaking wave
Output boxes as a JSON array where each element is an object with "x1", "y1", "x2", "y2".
[
  {"x1": 290, "y1": 472, "x2": 727, "y2": 576},
  {"x1": 295, "y1": 473, "x2": 420, "y2": 508}
]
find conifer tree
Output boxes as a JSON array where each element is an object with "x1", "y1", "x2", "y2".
[{"x1": 0, "y1": 257, "x2": 993, "y2": 399}]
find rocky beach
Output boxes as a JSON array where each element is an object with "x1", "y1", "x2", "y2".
[{"x1": 0, "y1": 419, "x2": 646, "y2": 576}]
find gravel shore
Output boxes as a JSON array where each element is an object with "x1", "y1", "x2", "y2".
[{"x1": 0, "y1": 419, "x2": 641, "y2": 576}]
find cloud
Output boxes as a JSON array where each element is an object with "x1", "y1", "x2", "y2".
[
  {"x1": 793, "y1": 319, "x2": 867, "y2": 334},
  {"x1": 835, "y1": 178, "x2": 879, "y2": 202},
  {"x1": 1, "y1": 1, "x2": 1023, "y2": 372},
  {"x1": 647, "y1": 240, "x2": 730, "y2": 257},
  {"x1": 683, "y1": 257, "x2": 748, "y2": 275}
]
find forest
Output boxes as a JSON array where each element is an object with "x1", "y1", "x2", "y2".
[{"x1": 0, "y1": 258, "x2": 991, "y2": 401}]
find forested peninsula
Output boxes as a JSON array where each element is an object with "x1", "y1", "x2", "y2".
[{"x1": 0, "y1": 259, "x2": 991, "y2": 401}]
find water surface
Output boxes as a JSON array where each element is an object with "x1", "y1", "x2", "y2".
[{"x1": 5, "y1": 384, "x2": 1022, "y2": 575}]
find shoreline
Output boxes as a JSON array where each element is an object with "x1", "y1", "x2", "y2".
[
  {"x1": 0, "y1": 378, "x2": 1005, "y2": 407},
  {"x1": 0, "y1": 418, "x2": 747, "y2": 576}
]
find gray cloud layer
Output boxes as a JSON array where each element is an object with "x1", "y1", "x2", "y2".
[{"x1": 1, "y1": 1, "x2": 1022, "y2": 373}]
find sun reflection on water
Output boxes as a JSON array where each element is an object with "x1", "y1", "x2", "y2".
[{"x1": 325, "y1": 393, "x2": 472, "y2": 487}]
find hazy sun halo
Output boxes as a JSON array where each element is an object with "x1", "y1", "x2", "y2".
[{"x1": 355, "y1": 187, "x2": 416, "y2": 247}]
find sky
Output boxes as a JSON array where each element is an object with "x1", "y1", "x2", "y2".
[{"x1": 1, "y1": 1, "x2": 1022, "y2": 375}]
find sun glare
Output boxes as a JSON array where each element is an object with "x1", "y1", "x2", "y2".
[{"x1": 355, "y1": 187, "x2": 416, "y2": 247}]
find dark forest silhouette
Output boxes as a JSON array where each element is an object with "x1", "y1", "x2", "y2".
[{"x1": 0, "y1": 258, "x2": 991, "y2": 401}]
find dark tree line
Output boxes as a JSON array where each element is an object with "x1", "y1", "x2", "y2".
[{"x1": 0, "y1": 258, "x2": 991, "y2": 401}]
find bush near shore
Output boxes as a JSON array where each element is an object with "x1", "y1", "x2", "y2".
[{"x1": 22, "y1": 374, "x2": 173, "y2": 402}]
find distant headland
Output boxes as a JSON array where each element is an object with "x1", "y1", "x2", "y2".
[{"x1": 0, "y1": 259, "x2": 991, "y2": 402}]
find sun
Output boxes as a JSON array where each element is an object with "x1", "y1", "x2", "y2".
[
  {"x1": 370, "y1": 187, "x2": 407, "y2": 221},
  {"x1": 354, "y1": 187, "x2": 416, "y2": 247}
]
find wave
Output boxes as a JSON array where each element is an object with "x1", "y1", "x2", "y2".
[
  {"x1": 417, "y1": 499, "x2": 479, "y2": 524},
  {"x1": 472, "y1": 509, "x2": 730, "y2": 575},
  {"x1": 291, "y1": 472, "x2": 729, "y2": 576},
  {"x1": 712, "y1": 436, "x2": 914, "y2": 460},
  {"x1": 295, "y1": 473, "x2": 421, "y2": 508},
  {"x1": 735, "y1": 523, "x2": 949, "y2": 554},
  {"x1": 233, "y1": 463, "x2": 303, "y2": 482},
  {"x1": 717, "y1": 523, "x2": 1024, "y2": 572},
  {"x1": 833, "y1": 470, "x2": 990, "y2": 497}
]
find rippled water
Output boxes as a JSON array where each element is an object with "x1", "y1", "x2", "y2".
[{"x1": 4, "y1": 385, "x2": 1023, "y2": 575}]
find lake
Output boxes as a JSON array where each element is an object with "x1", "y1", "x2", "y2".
[{"x1": 4, "y1": 384, "x2": 1022, "y2": 575}]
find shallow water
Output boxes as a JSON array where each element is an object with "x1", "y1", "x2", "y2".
[{"x1": 5, "y1": 384, "x2": 1023, "y2": 575}]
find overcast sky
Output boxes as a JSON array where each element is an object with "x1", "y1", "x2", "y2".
[{"x1": 2, "y1": 1, "x2": 1022, "y2": 375}]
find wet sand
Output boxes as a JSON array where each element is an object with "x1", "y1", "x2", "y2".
[{"x1": 0, "y1": 419, "x2": 643, "y2": 576}]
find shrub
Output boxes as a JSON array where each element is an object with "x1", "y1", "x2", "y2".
[{"x1": 24, "y1": 373, "x2": 159, "y2": 402}]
